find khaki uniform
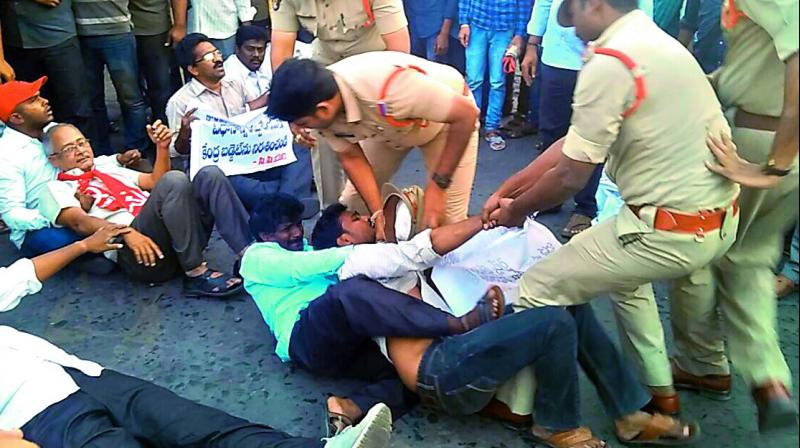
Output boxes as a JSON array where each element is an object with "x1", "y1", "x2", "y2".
[
  {"x1": 320, "y1": 51, "x2": 478, "y2": 223},
  {"x1": 515, "y1": 11, "x2": 740, "y2": 388},
  {"x1": 671, "y1": 0, "x2": 798, "y2": 388},
  {"x1": 270, "y1": 0, "x2": 408, "y2": 207}
]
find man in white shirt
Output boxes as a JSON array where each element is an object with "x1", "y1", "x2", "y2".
[
  {"x1": 170, "y1": 0, "x2": 255, "y2": 58},
  {"x1": 0, "y1": 229, "x2": 392, "y2": 448},
  {"x1": 37, "y1": 122, "x2": 248, "y2": 298},
  {"x1": 169, "y1": 32, "x2": 317, "y2": 216}
]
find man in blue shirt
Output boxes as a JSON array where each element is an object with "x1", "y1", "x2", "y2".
[
  {"x1": 404, "y1": 0, "x2": 465, "y2": 72},
  {"x1": 458, "y1": 0, "x2": 529, "y2": 151}
]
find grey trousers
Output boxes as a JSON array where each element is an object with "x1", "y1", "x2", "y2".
[{"x1": 118, "y1": 167, "x2": 252, "y2": 283}]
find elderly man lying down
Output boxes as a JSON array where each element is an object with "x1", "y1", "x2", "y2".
[{"x1": 241, "y1": 191, "x2": 699, "y2": 448}]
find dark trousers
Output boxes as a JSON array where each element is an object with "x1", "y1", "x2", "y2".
[
  {"x1": 22, "y1": 368, "x2": 320, "y2": 448},
  {"x1": 135, "y1": 32, "x2": 180, "y2": 126},
  {"x1": 80, "y1": 32, "x2": 149, "y2": 155},
  {"x1": 228, "y1": 143, "x2": 315, "y2": 211},
  {"x1": 416, "y1": 304, "x2": 651, "y2": 431},
  {"x1": 288, "y1": 276, "x2": 456, "y2": 417},
  {"x1": 118, "y1": 167, "x2": 252, "y2": 283},
  {"x1": 525, "y1": 46, "x2": 543, "y2": 129},
  {"x1": 410, "y1": 34, "x2": 466, "y2": 74},
  {"x1": 4, "y1": 37, "x2": 95, "y2": 141},
  {"x1": 537, "y1": 64, "x2": 603, "y2": 217}
]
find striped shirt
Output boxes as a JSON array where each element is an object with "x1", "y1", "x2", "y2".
[
  {"x1": 458, "y1": 0, "x2": 529, "y2": 36},
  {"x1": 186, "y1": 0, "x2": 256, "y2": 40},
  {"x1": 73, "y1": 0, "x2": 133, "y2": 36}
]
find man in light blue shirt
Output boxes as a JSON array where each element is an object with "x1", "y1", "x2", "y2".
[{"x1": 0, "y1": 78, "x2": 78, "y2": 257}]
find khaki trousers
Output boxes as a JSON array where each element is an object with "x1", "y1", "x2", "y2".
[
  {"x1": 516, "y1": 202, "x2": 740, "y2": 387},
  {"x1": 671, "y1": 123, "x2": 798, "y2": 387},
  {"x1": 311, "y1": 138, "x2": 347, "y2": 208},
  {"x1": 339, "y1": 127, "x2": 479, "y2": 224}
]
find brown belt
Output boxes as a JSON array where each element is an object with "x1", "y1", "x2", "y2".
[
  {"x1": 734, "y1": 109, "x2": 779, "y2": 132},
  {"x1": 628, "y1": 201, "x2": 738, "y2": 235}
]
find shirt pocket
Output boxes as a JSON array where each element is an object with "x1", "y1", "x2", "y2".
[
  {"x1": 615, "y1": 204, "x2": 654, "y2": 247},
  {"x1": 295, "y1": 2, "x2": 319, "y2": 36}
]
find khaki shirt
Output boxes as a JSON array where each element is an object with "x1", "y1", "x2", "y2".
[
  {"x1": 317, "y1": 51, "x2": 473, "y2": 153},
  {"x1": 562, "y1": 11, "x2": 739, "y2": 211},
  {"x1": 269, "y1": 0, "x2": 407, "y2": 64},
  {"x1": 713, "y1": 0, "x2": 799, "y2": 117}
]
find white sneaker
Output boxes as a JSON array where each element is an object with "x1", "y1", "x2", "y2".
[{"x1": 323, "y1": 403, "x2": 392, "y2": 448}]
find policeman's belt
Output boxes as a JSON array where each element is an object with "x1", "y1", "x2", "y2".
[{"x1": 628, "y1": 201, "x2": 739, "y2": 234}]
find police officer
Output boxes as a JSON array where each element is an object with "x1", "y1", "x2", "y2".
[
  {"x1": 482, "y1": 0, "x2": 740, "y2": 431},
  {"x1": 669, "y1": 0, "x2": 799, "y2": 431},
  {"x1": 267, "y1": 52, "x2": 479, "y2": 234},
  {"x1": 268, "y1": 0, "x2": 411, "y2": 209}
]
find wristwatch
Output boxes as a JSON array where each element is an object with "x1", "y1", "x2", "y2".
[
  {"x1": 763, "y1": 159, "x2": 792, "y2": 177},
  {"x1": 432, "y1": 173, "x2": 453, "y2": 190}
]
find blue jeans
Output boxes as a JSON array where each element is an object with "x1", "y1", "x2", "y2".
[
  {"x1": 80, "y1": 32, "x2": 148, "y2": 155},
  {"x1": 20, "y1": 227, "x2": 82, "y2": 258},
  {"x1": 227, "y1": 143, "x2": 314, "y2": 211},
  {"x1": 411, "y1": 34, "x2": 466, "y2": 74},
  {"x1": 780, "y1": 224, "x2": 799, "y2": 284},
  {"x1": 465, "y1": 27, "x2": 513, "y2": 131},
  {"x1": 416, "y1": 305, "x2": 650, "y2": 430}
]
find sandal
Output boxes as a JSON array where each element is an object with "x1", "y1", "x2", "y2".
[
  {"x1": 531, "y1": 426, "x2": 607, "y2": 448},
  {"x1": 616, "y1": 414, "x2": 700, "y2": 446},
  {"x1": 459, "y1": 285, "x2": 506, "y2": 331},
  {"x1": 561, "y1": 213, "x2": 593, "y2": 239},
  {"x1": 485, "y1": 131, "x2": 507, "y2": 151},
  {"x1": 322, "y1": 401, "x2": 355, "y2": 438},
  {"x1": 183, "y1": 269, "x2": 243, "y2": 298}
]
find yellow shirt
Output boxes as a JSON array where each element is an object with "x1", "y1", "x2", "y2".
[
  {"x1": 318, "y1": 51, "x2": 474, "y2": 153},
  {"x1": 562, "y1": 10, "x2": 739, "y2": 211},
  {"x1": 712, "y1": 0, "x2": 799, "y2": 117},
  {"x1": 269, "y1": 0, "x2": 408, "y2": 64}
]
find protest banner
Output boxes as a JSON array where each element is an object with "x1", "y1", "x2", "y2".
[{"x1": 189, "y1": 109, "x2": 296, "y2": 180}]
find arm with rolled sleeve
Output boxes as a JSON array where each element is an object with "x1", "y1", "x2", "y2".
[
  {"x1": 529, "y1": 0, "x2": 553, "y2": 38},
  {"x1": 562, "y1": 56, "x2": 633, "y2": 164},
  {"x1": 339, "y1": 230, "x2": 440, "y2": 280},
  {"x1": 0, "y1": 164, "x2": 51, "y2": 232}
]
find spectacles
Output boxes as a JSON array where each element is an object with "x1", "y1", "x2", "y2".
[
  {"x1": 51, "y1": 139, "x2": 91, "y2": 157},
  {"x1": 194, "y1": 49, "x2": 222, "y2": 64}
]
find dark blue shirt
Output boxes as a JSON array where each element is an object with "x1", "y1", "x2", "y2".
[{"x1": 404, "y1": 0, "x2": 459, "y2": 40}]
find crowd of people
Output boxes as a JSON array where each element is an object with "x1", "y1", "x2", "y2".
[{"x1": 0, "y1": 0, "x2": 798, "y2": 447}]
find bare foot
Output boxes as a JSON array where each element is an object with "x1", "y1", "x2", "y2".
[
  {"x1": 776, "y1": 274, "x2": 798, "y2": 299},
  {"x1": 616, "y1": 411, "x2": 697, "y2": 443},
  {"x1": 327, "y1": 396, "x2": 363, "y2": 426}
]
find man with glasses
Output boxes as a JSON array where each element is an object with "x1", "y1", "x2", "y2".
[
  {"x1": 166, "y1": 33, "x2": 317, "y2": 216},
  {"x1": 37, "y1": 121, "x2": 250, "y2": 298}
]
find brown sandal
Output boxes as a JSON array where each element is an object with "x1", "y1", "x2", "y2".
[
  {"x1": 561, "y1": 213, "x2": 593, "y2": 239},
  {"x1": 531, "y1": 426, "x2": 607, "y2": 448},
  {"x1": 617, "y1": 413, "x2": 700, "y2": 446}
]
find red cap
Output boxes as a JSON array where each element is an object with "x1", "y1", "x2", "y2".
[{"x1": 0, "y1": 76, "x2": 47, "y2": 122}]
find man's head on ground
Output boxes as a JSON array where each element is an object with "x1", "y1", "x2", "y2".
[
  {"x1": 235, "y1": 25, "x2": 269, "y2": 72},
  {"x1": 267, "y1": 58, "x2": 342, "y2": 128},
  {"x1": 0, "y1": 77, "x2": 53, "y2": 135},
  {"x1": 43, "y1": 123, "x2": 95, "y2": 172},
  {"x1": 176, "y1": 33, "x2": 225, "y2": 83},
  {"x1": 311, "y1": 203, "x2": 376, "y2": 250},
  {"x1": 558, "y1": 0, "x2": 638, "y2": 42},
  {"x1": 250, "y1": 193, "x2": 306, "y2": 251}
]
